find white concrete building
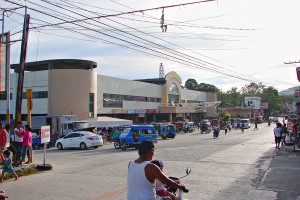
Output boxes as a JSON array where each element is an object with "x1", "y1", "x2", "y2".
[
  {"x1": 244, "y1": 96, "x2": 263, "y2": 119},
  {"x1": 0, "y1": 59, "x2": 217, "y2": 123}
]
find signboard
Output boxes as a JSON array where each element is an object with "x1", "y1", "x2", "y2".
[
  {"x1": 112, "y1": 109, "x2": 126, "y2": 114},
  {"x1": 138, "y1": 114, "x2": 145, "y2": 117},
  {"x1": 127, "y1": 110, "x2": 135, "y2": 114},
  {"x1": 0, "y1": 33, "x2": 9, "y2": 92},
  {"x1": 146, "y1": 109, "x2": 156, "y2": 114},
  {"x1": 41, "y1": 125, "x2": 51, "y2": 143},
  {"x1": 135, "y1": 109, "x2": 146, "y2": 114}
]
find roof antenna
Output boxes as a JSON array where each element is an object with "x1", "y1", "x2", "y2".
[{"x1": 159, "y1": 63, "x2": 164, "y2": 78}]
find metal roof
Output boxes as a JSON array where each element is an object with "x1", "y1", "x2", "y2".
[{"x1": 11, "y1": 59, "x2": 97, "y2": 72}]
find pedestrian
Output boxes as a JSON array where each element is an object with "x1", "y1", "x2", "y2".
[
  {"x1": 241, "y1": 122, "x2": 245, "y2": 133},
  {"x1": 274, "y1": 123, "x2": 282, "y2": 149},
  {"x1": 0, "y1": 149, "x2": 18, "y2": 182},
  {"x1": 14, "y1": 121, "x2": 24, "y2": 164},
  {"x1": 281, "y1": 123, "x2": 287, "y2": 146},
  {"x1": 0, "y1": 123, "x2": 8, "y2": 151},
  {"x1": 5, "y1": 124, "x2": 16, "y2": 163},
  {"x1": 224, "y1": 124, "x2": 228, "y2": 135},
  {"x1": 254, "y1": 121, "x2": 258, "y2": 130},
  {"x1": 19, "y1": 125, "x2": 32, "y2": 164}
]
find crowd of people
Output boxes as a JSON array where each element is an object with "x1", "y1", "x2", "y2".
[{"x1": 0, "y1": 121, "x2": 35, "y2": 182}]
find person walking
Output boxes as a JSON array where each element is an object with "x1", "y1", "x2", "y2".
[
  {"x1": 14, "y1": 121, "x2": 24, "y2": 164},
  {"x1": 241, "y1": 122, "x2": 245, "y2": 133},
  {"x1": 254, "y1": 121, "x2": 258, "y2": 130},
  {"x1": 274, "y1": 123, "x2": 282, "y2": 149},
  {"x1": 0, "y1": 150, "x2": 18, "y2": 182}
]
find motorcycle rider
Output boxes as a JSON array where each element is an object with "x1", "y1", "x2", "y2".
[{"x1": 127, "y1": 141, "x2": 186, "y2": 200}]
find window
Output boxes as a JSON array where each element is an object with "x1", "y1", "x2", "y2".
[
  {"x1": 248, "y1": 101, "x2": 253, "y2": 106},
  {"x1": 89, "y1": 93, "x2": 94, "y2": 117},
  {"x1": 102, "y1": 93, "x2": 161, "y2": 107},
  {"x1": 22, "y1": 91, "x2": 48, "y2": 99},
  {"x1": 169, "y1": 83, "x2": 179, "y2": 93},
  {"x1": 168, "y1": 94, "x2": 179, "y2": 103},
  {"x1": 0, "y1": 92, "x2": 12, "y2": 100}
]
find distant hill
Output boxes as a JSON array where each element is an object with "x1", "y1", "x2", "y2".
[{"x1": 279, "y1": 86, "x2": 299, "y2": 96}]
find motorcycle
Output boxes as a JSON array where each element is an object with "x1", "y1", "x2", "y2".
[
  {"x1": 0, "y1": 191, "x2": 8, "y2": 200},
  {"x1": 164, "y1": 167, "x2": 191, "y2": 200}
]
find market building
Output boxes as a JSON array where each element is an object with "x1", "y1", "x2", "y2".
[{"x1": 0, "y1": 59, "x2": 218, "y2": 123}]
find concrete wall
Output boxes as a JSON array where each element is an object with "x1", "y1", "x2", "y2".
[
  {"x1": 48, "y1": 69, "x2": 97, "y2": 120},
  {"x1": 97, "y1": 75, "x2": 162, "y2": 114},
  {"x1": 205, "y1": 92, "x2": 217, "y2": 117},
  {"x1": 181, "y1": 89, "x2": 206, "y2": 102}
]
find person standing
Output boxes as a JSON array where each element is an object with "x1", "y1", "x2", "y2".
[
  {"x1": 14, "y1": 121, "x2": 23, "y2": 164},
  {"x1": 19, "y1": 125, "x2": 32, "y2": 164},
  {"x1": 281, "y1": 123, "x2": 287, "y2": 146},
  {"x1": 274, "y1": 123, "x2": 282, "y2": 149},
  {"x1": 254, "y1": 121, "x2": 258, "y2": 130},
  {"x1": 5, "y1": 124, "x2": 16, "y2": 163},
  {"x1": 0, "y1": 123, "x2": 8, "y2": 151}
]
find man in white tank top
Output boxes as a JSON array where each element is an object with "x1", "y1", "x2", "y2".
[{"x1": 127, "y1": 141, "x2": 186, "y2": 200}]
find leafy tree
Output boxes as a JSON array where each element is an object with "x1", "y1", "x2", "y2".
[
  {"x1": 185, "y1": 79, "x2": 198, "y2": 90},
  {"x1": 241, "y1": 82, "x2": 265, "y2": 94},
  {"x1": 198, "y1": 83, "x2": 218, "y2": 91}
]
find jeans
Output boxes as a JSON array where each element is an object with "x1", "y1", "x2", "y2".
[
  {"x1": 15, "y1": 142, "x2": 23, "y2": 162},
  {"x1": 21, "y1": 146, "x2": 30, "y2": 160}
]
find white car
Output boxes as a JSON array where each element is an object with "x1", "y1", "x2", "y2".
[{"x1": 55, "y1": 131, "x2": 103, "y2": 150}]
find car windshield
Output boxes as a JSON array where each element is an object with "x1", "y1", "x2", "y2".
[{"x1": 241, "y1": 119, "x2": 248, "y2": 123}]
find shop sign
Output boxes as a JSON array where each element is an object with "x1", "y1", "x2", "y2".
[
  {"x1": 112, "y1": 109, "x2": 126, "y2": 114},
  {"x1": 138, "y1": 114, "x2": 145, "y2": 117},
  {"x1": 127, "y1": 110, "x2": 135, "y2": 114},
  {"x1": 146, "y1": 109, "x2": 156, "y2": 114},
  {"x1": 135, "y1": 109, "x2": 146, "y2": 114}
]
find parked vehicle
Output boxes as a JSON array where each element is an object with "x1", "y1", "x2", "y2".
[
  {"x1": 200, "y1": 123, "x2": 211, "y2": 134},
  {"x1": 32, "y1": 137, "x2": 51, "y2": 150},
  {"x1": 183, "y1": 122, "x2": 195, "y2": 133},
  {"x1": 55, "y1": 131, "x2": 103, "y2": 150},
  {"x1": 239, "y1": 119, "x2": 251, "y2": 129},
  {"x1": 119, "y1": 125, "x2": 157, "y2": 150},
  {"x1": 175, "y1": 121, "x2": 185, "y2": 132}
]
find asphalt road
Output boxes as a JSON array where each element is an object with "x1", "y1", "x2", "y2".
[{"x1": 1, "y1": 123, "x2": 282, "y2": 200}]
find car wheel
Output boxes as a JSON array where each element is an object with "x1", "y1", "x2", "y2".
[
  {"x1": 171, "y1": 135, "x2": 175, "y2": 139},
  {"x1": 33, "y1": 144, "x2": 40, "y2": 150},
  {"x1": 80, "y1": 142, "x2": 87, "y2": 150},
  {"x1": 120, "y1": 141, "x2": 128, "y2": 150},
  {"x1": 57, "y1": 143, "x2": 63, "y2": 150},
  {"x1": 93, "y1": 146, "x2": 99, "y2": 149},
  {"x1": 114, "y1": 141, "x2": 120, "y2": 149}
]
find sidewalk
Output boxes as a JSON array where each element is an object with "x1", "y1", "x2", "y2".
[{"x1": 258, "y1": 143, "x2": 300, "y2": 200}]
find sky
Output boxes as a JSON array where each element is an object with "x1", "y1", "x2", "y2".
[{"x1": 2, "y1": 0, "x2": 300, "y2": 92}]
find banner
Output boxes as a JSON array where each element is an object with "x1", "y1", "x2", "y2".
[{"x1": 0, "y1": 33, "x2": 9, "y2": 92}]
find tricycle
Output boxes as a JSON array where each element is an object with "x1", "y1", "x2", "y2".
[
  {"x1": 112, "y1": 126, "x2": 126, "y2": 149},
  {"x1": 119, "y1": 125, "x2": 157, "y2": 150},
  {"x1": 200, "y1": 123, "x2": 211, "y2": 134}
]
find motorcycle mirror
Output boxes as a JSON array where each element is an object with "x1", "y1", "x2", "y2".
[{"x1": 186, "y1": 167, "x2": 191, "y2": 175}]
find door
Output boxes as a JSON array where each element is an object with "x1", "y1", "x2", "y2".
[
  {"x1": 62, "y1": 133, "x2": 76, "y2": 148},
  {"x1": 69, "y1": 133, "x2": 82, "y2": 147}
]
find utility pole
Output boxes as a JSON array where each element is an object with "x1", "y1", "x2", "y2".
[{"x1": 15, "y1": 10, "x2": 30, "y2": 122}]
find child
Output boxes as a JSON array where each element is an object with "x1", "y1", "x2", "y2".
[
  {"x1": 150, "y1": 160, "x2": 176, "y2": 200},
  {"x1": 1, "y1": 150, "x2": 18, "y2": 182}
]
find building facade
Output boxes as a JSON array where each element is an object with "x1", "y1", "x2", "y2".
[{"x1": 0, "y1": 59, "x2": 217, "y2": 123}]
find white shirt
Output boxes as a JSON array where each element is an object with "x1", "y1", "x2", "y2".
[
  {"x1": 127, "y1": 161, "x2": 157, "y2": 200},
  {"x1": 14, "y1": 128, "x2": 23, "y2": 142},
  {"x1": 274, "y1": 127, "x2": 282, "y2": 137}
]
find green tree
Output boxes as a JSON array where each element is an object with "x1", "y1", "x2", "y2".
[
  {"x1": 241, "y1": 82, "x2": 265, "y2": 94},
  {"x1": 198, "y1": 83, "x2": 218, "y2": 91},
  {"x1": 185, "y1": 79, "x2": 198, "y2": 90}
]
